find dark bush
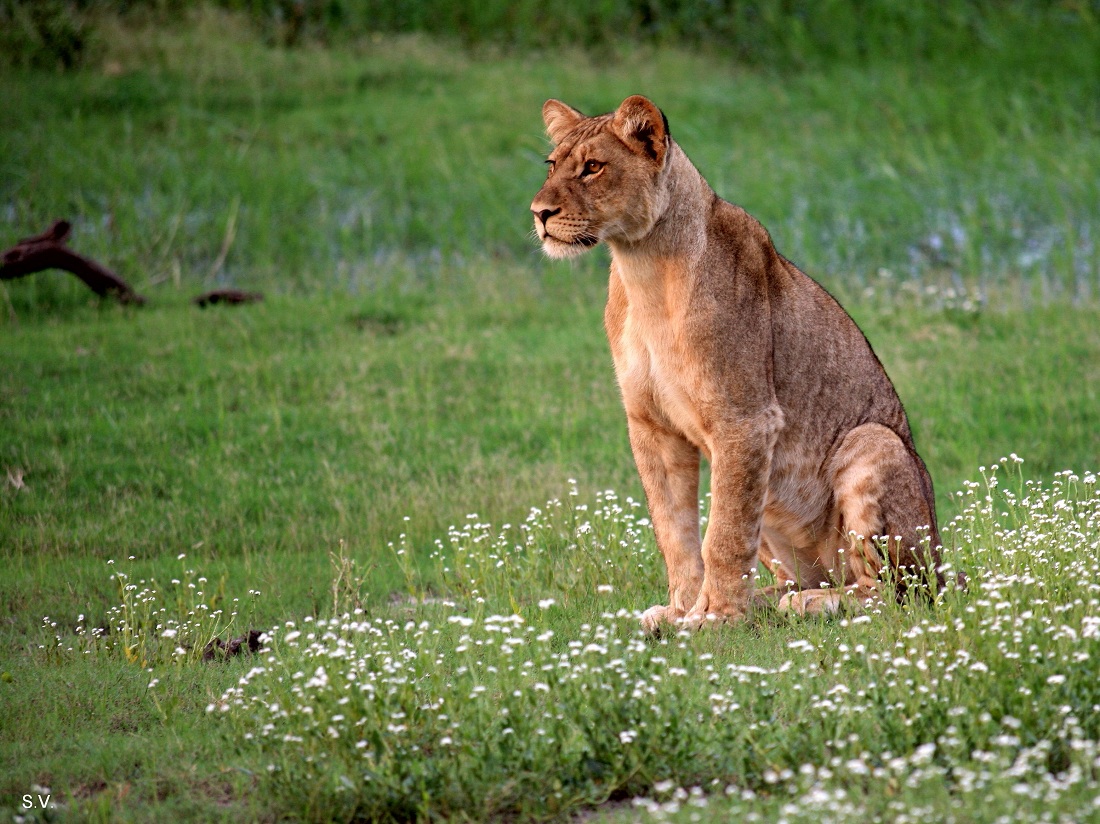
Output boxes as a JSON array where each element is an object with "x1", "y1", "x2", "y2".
[
  {"x1": 0, "y1": 0, "x2": 99, "y2": 70},
  {"x1": 1, "y1": 0, "x2": 1095, "y2": 72}
]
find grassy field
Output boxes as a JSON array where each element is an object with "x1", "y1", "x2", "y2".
[{"x1": 2, "y1": 4, "x2": 1100, "y2": 821}]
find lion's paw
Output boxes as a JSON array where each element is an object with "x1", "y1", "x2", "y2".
[
  {"x1": 778, "y1": 589, "x2": 844, "y2": 616},
  {"x1": 679, "y1": 607, "x2": 743, "y2": 631},
  {"x1": 640, "y1": 604, "x2": 683, "y2": 635}
]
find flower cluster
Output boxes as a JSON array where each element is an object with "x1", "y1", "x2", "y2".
[
  {"x1": 43, "y1": 553, "x2": 259, "y2": 668},
  {"x1": 209, "y1": 459, "x2": 1100, "y2": 821}
]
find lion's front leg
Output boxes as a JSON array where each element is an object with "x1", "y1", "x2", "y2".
[
  {"x1": 626, "y1": 414, "x2": 704, "y2": 634},
  {"x1": 681, "y1": 409, "x2": 782, "y2": 629}
]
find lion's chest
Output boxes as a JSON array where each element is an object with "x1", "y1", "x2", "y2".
[{"x1": 613, "y1": 302, "x2": 711, "y2": 456}]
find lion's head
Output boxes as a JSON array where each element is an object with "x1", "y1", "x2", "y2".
[{"x1": 530, "y1": 95, "x2": 672, "y2": 259}]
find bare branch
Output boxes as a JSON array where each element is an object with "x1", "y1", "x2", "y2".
[{"x1": 1, "y1": 220, "x2": 146, "y2": 305}]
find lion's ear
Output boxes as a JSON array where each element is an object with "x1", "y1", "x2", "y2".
[
  {"x1": 612, "y1": 95, "x2": 669, "y2": 165},
  {"x1": 542, "y1": 99, "x2": 585, "y2": 145}
]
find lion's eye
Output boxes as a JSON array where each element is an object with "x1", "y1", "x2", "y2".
[
  {"x1": 545, "y1": 160, "x2": 555, "y2": 178},
  {"x1": 581, "y1": 160, "x2": 605, "y2": 177}
]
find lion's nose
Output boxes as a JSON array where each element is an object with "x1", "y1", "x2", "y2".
[{"x1": 533, "y1": 207, "x2": 561, "y2": 227}]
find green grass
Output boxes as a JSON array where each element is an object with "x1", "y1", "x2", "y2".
[
  {"x1": 2, "y1": 7, "x2": 1098, "y2": 300},
  {"x1": 3, "y1": 296, "x2": 1097, "y2": 644},
  {"x1": 2, "y1": 5, "x2": 1100, "y2": 821}
]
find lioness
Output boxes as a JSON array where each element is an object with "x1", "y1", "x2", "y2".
[{"x1": 530, "y1": 95, "x2": 943, "y2": 632}]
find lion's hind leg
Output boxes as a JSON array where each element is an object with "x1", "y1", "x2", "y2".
[
  {"x1": 778, "y1": 423, "x2": 941, "y2": 617},
  {"x1": 830, "y1": 423, "x2": 942, "y2": 601}
]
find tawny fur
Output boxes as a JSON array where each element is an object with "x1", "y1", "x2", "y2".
[{"x1": 531, "y1": 96, "x2": 942, "y2": 632}]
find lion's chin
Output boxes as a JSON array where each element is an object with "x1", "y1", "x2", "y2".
[{"x1": 540, "y1": 235, "x2": 599, "y2": 260}]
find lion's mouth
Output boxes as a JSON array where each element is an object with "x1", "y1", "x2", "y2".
[{"x1": 544, "y1": 230, "x2": 599, "y2": 249}]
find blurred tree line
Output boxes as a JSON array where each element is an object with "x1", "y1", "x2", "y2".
[{"x1": 1, "y1": 0, "x2": 1096, "y2": 71}]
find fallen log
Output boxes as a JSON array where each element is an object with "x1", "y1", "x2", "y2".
[
  {"x1": 0, "y1": 220, "x2": 146, "y2": 305},
  {"x1": 192, "y1": 288, "x2": 264, "y2": 308}
]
